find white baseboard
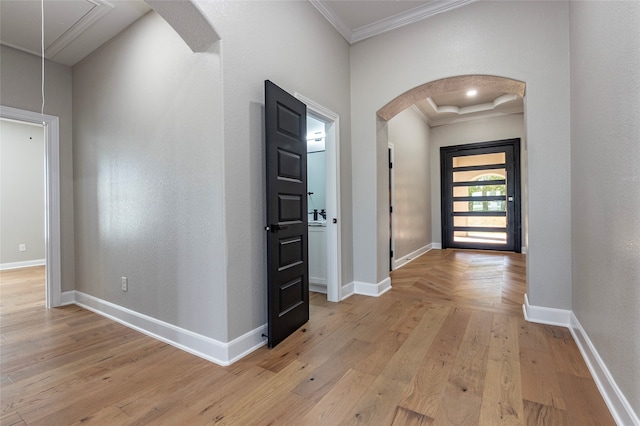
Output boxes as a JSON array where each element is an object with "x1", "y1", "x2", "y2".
[
  {"x1": 569, "y1": 314, "x2": 640, "y2": 426},
  {"x1": 0, "y1": 259, "x2": 46, "y2": 271},
  {"x1": 523, "y1": 294, "x2": 638, "y2": 425},
  {"x1": 60, "y1": 291, "x2": 75, "y2": 306},
  {"x1": 341, "y1": 282, "x2": 355, "y2": 300},
  {"x1": 393, "y1": 244, "x2": 432, "y2": 270},
  {"x1": 310, "y1": 277, "x2": 327, "y2": 285},
  {"x1": 72, "y1": 291, "x2": 266, "y2": 366},
  {"x1": 310, "y1": 283, "x2": 327, "y2": 294},
  {"x1": 521, "y1": 246, "x2": 527, "y2": 254},
  {"x1": 522, "y1": 294, "x2": 571, "y2": 327},
  {"x1": 353, "y1": 277, "x2": 392, "y2": 297},
  {"x1": 432, "y1": 243, "x2": 442, "y2": 249}
]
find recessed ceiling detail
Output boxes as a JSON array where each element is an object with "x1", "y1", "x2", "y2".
[
  {"x1": 426, "y1": 93, "x2": 519, "y2": 116},
  {"x1": 378, "y1": 75, "x2": 526, "y2": 126}
]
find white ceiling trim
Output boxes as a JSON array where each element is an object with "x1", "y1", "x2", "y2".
[
  {"x1": 308, "y1": 0, "x2": 352, "y2": 43},
  {"x1": 310, "y1": 0, "x2": 476, "y2": 44},
  {"x1": 427, "y1": 94, "x2": 519, "y2": 116},
  {"x1": 45, "y1": 0, "x2": 114, "y2": 60},
  {"x1": 350, "y1": 0, "x2": 476, "y2": 43},
  {"x1": 410, "y1": 105, "x2": 430, "y2": 125},
  {"x1": 44, "y1": 1, "x2": 114, "y2": 60}
]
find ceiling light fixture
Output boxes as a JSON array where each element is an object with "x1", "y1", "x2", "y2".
[{"x1": 466, "y1": 89, "x2": 477, "y2": 97}]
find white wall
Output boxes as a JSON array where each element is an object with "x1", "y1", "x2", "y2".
[
  {"x1": 388, "y1": 107, "x2": 431, "y2": 261},
  {"x1": 570, "y1": 1, "x2": 640, "y2": 417},
  {"x1": 197, "y1": 0, "x2": 352, "y2": 340},
  {"x1": 0, "y1": 45, "x2": 75, "y2": 291},
  {"x1": 73, "y1": 11, "x2": 227, "y2": 340},
  {"x1": 429, "y1": 114, "x2": 526, "y2": 248},
  {"x1": 0, "y1": 119, "x2": 45, "y2": 265},
  {"x1": 351, "y1": 1, "x2": 571, "y2": 310}
]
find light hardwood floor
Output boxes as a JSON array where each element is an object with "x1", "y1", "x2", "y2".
[{"x1": 1, "y1": 251, "x2": 615, "y2": 425}]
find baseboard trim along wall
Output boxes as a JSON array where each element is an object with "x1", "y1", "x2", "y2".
[
  {"x1": 523, "y1": 294, "x2": 639, "y2": 425},
  {"x1": 393, "y1": 243, "x2": 432, "y2": 270},
  {"x1": 72, "y1": 291, "x2": 266, "y2": 367},
  {"x1": 522, "y1": 294, "x2": 572, "y2": 327},
  {"x1": 569, "y1": 313, "x2": 640, "y2": 426},
  {"x1": 353, "y1": 277, "x2": 392, "y2": 297},
  {"x1": 0, "y1": 259, "x2": 46, "y2": 271}
]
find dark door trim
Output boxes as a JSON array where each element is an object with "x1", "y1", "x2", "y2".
[{"x1": 440, "y1": 138, "x2": 521, "y2": 252}]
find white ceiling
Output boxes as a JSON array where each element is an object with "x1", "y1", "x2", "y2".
[
  {"x1": 0, "y1": 0, "x2": 150, "y2": 66},
  {"x1": 0, "y1": 0, "x2": 522, "y2": 126}
]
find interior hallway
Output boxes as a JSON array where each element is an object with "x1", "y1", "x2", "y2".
[{"x1": 0, "y1": 251, "x2": 614, "y2": 425}]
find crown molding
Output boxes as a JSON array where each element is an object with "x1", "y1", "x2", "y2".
[
  {"x1": 309, "y1": 0, "x2": 353, "y2": 43},
  {"x1": 311, "y1": 0, "x2": 475, "y2": 44},
  {"x1": 351, "y1": 0, "x2": 475, "y2": 43}
]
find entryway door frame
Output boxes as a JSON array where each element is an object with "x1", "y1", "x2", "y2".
[
  {"x1": 1, "y1": 105, "x2": 62, "y2": 308},
  {"x1": 294, "y1": 93, "x2": 342, "y2": 302},
  {"x1": 440, "y1": 138, "x2": 521, "y2": 252}
]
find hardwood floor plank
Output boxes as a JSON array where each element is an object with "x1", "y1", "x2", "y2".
[
  {"x1": 519, "y1": 347, "x2": 566, "y2": 409},
  {"x1": 523, "y1": 400, "x2": 570, "y2": 426},
  {"x1": 398, "y1": 356, "x2": 452, "y2": 418},
  {"x1": 556, "y1": 372, "x2": 616, "y2": 426},
  {"x1": 391, "y1": 406, "x2": 434, "y2": 425},
  {"x1": 479, "y1": 314, "x2": 524, "y2": 425},
  {"x1": 432, "y1": 382, "x2": 482, "y2": 425},
  {"x1": 0, "y1": 252, "x2": 617, "y2": 425},
  {"x1": 301, "y1": 368, "x2": 377, "y2": 425}
]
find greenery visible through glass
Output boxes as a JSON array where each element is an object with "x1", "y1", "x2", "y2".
[{"x1": 468, "y1": 175, "x2": 505, "y2": 211}]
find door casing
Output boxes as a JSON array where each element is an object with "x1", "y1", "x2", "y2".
[{"x1": 440, "y1": 138, "x2": 521, "y2": 252}]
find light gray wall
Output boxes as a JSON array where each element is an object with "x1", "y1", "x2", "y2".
[
  {"x1": 388, "y1": 107, "x2": 431, "y2": 260},
  {"x1": 0, "y1": 119, "x2": 45, "y2": 264},
  {"x1": 570, "y1": 1, "x2": 640, "y2": 415},
  {"x1": 73, "y1": 11, "x2": 227, "y2": 340},
  {"x1": 351, "y1": 1, "x2": 572, "y2": 310},
  {"x1": 197, "y1": 0, "x2": 352, "y2": 340},
  {"x1": 429, "y1": 114, "x2": 526, "y2": 248},
  {"x1": 0, "y1": 45, "x2": 75, "y2": 290}
]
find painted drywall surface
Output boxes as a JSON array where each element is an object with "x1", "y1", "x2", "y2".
[
  {"x1": 0, "y1": 45, "x2": 75, "y2": 291},
  {"x1": 197, "y1": 1, "x2": 352, "y2": 340},
  {"x1": 350, "y1": 1, "x2": 571, "y2": 309},
  {"x1": 570, "y1": 1, "x2": 640, "y2": 415},
  {"x1": 73, "y1": 12, "x2": 226, "y2": 339},
  {"x1": 429, "y1": 114, "x2": 526, "y2": 248},
  {"x1": 388, "y1": 107, "x2": 431, "y2": 260},
  {"x1": 0, "y1": 120, "x2": 45, "y2": 264}
]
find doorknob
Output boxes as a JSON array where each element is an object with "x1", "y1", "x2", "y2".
[{"x1": 267, "y1": 224, "x2": 288, "y2": 232}]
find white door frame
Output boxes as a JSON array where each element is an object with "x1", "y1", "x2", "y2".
[
  {"x1": 388, "y1": 142, "x2": 396, "y2": 271},
  {"x1": 1, "y1": 105, "x2": 62, "y2": 308},
  {"x1": 295, "y1": 93, "x2": 341, "y2": 302}
]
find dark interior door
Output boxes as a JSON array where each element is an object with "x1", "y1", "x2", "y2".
[
  {"x1": 265, "y1": 80, "x2": 309, "y2": 348},
  {"x1": 440, "y1": 139, "x2": 521, "y2": 252}
]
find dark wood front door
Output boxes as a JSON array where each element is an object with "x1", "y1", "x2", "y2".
[
  {"x1": 440, "y1": 139, "x2": 521, "y2": 252},
  {"x1": 265, "y1": 80, "x2": 309, "y2": 348}
]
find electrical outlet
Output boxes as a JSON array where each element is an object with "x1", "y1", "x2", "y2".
[
  {"x1": 19, "y1": 244, "x2": 26, "y2": 252},
  {"x1": 121, "y1": 277, "x2": 128, "y2": 292}
]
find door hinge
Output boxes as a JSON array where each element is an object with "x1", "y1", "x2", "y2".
[
  {"x1": 390, "y1": 250, "x2": 394, "y2": 258},
  {"x1": 390, "y1": 205, "x2": 393, "y2": 213}
]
